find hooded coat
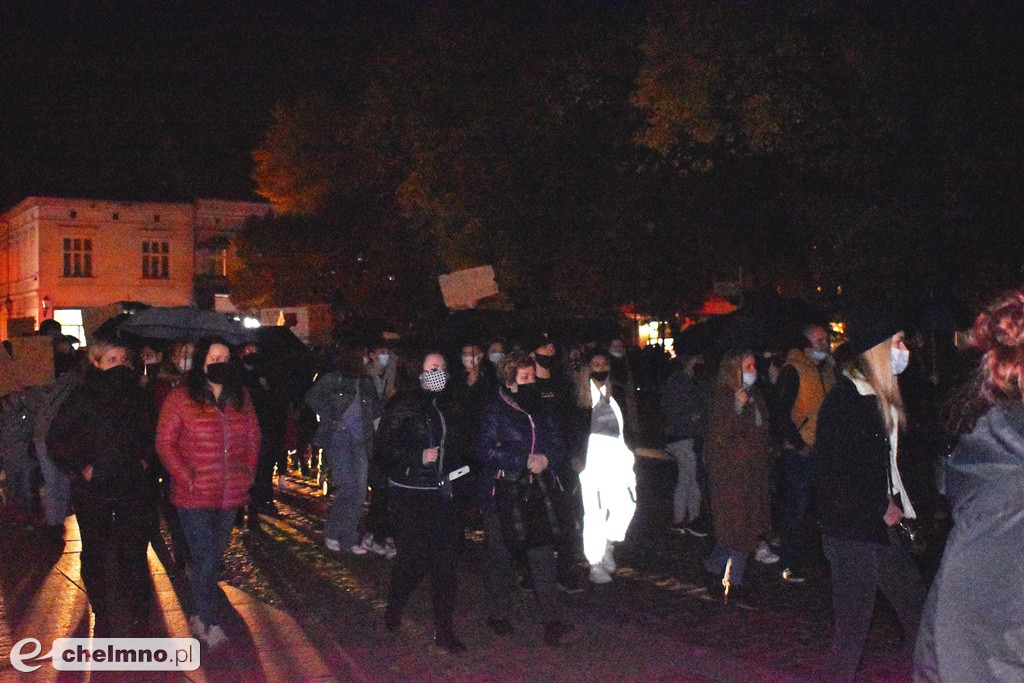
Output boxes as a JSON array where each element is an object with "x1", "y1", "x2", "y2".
[{"x1": 914, "y1": 402, "x2": 1024, "y2": 681}]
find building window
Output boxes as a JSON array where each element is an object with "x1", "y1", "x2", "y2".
[
  {"x1": 142, "y1": 241, "x2": 170, "y2": 279},
  {"x1": 62, "y1": 238, "x2": 93, "y2": 277},
  {"x1": 112, "y1": 212, "x2": 119, "y2": 220},
  {"x1": 69, "y1": 210, "x2": 77, "y2": 219}
]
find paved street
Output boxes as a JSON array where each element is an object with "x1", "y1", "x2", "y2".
[{"x1": 1, "y1": 458, "x2": 919, "y2": 682}]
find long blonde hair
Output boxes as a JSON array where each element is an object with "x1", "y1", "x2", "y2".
[
  {"x1": 855, "y1": 338, "x2": 905, "y2": 433},
  {"x1": 715, "y1": 349, "x2": 751, "y2": 395}
]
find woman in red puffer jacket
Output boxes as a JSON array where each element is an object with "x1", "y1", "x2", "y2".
[{"x1": 157, "y1": 337, "x2": 259, "y2": 650}]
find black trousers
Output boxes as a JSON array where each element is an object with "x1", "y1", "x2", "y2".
[
  {"x1": 387, "y1": 486, "x2": 458, "y2": 631},
  {"x1": 364, "y1": 461, "x2": 391, "y2": 540},
  {"x1": 73, "y1": 488, "x2": 155, "y2": 626},
  {"x1": 822, "y1": 533, "x2": 925, "y2": 683}
]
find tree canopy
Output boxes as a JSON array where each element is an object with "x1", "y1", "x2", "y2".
[{"x1": 240, "y1": 1, "x2": 1024, "y2": 324}]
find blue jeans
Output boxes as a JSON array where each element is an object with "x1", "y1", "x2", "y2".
[
  {"x1": 36, "y1": 443, "x2": 71, "y2": 525},
  {"x1": 1, "y1": 444, "x2": 39, "y2": 513},
  {"x1": 705, "y1": 544, "x2": 749, "y2": 585},
  {"x1": 324, "y1": 431, "x2": 369, "y2": 548},
  {"x1": 177, "y1": 507, "x2": 238, "y2": 627}
]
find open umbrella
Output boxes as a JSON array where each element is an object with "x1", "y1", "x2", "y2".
[{"x1": 119, "y1": 306, "x2": 249, "y2": 345}]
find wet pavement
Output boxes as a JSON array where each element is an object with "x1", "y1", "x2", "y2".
[{"x1": 1, "y1": 458, "x2": 920, "y2": 681}]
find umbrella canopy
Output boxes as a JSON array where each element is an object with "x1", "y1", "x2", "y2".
[
  {"x1": 119, "y1": 306, "x2": 249, "y2": 345},
  {"x1": 909, "y1": 297, "x2": 976, "y2": 334}
]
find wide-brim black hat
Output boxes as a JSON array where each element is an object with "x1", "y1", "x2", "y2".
[{"x1": 844, "y1": 305, "x2": 902, "y2": 356}]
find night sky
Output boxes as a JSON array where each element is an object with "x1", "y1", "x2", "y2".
[
  {"x1": 4, "y1": 1, "x2": 1024, "y2": 314},
  {"x1": 0, "y1": 1, "x2": 404, "y2": 207}
]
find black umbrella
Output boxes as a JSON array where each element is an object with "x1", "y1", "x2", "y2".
[{"x1": 119, "y1": 306, "x2": 249, "y2": 345}]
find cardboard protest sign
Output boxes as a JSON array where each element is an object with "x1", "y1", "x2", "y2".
[
  {"x1": 9, "y1": 335, "x2": 55, "y2": 388},
  {"x1": 438, "y1": 265, "x2": 499, "y2": 310},
  {"x1": 0, "y1": 344, "x2": 21, "y2": 396}
]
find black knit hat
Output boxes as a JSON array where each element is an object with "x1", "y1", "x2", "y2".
[{"x1": 844, "y1": 305, "x2": 902, "y2": 356}]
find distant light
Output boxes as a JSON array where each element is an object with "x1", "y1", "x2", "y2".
[{"x1": 242, "y1": 317, "x2": 261, "y2": 329}]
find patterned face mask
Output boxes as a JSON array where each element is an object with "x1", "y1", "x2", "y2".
[{"x1": 421, "y1": 369, "x2": 448, "y2": 392}]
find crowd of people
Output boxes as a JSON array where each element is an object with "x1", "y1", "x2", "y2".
[{"x1": 2, "y1": 289, "x2": 1024, "y2": 681}]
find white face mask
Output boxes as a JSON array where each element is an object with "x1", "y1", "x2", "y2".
[
  {"x1": 488, "y1": 352, "x2": 504, "y2": 366},
  {"x1": 742, "y1": 371, "x2": 758, "y2": 388},
  {"x1": 891, "y1": 347, "x2": 910, "y2": 375},
  {"x1": 376, "y1": 353, "x2": 390, "y2": 367},
  {"x1": 809, "y1": 349, "x2": 829, "y2": 362},
  {"x1": 462, "y1": 354, "x2": 479, "y2": 369},
  {"x1": 176, "y1": 357, "x2": 192, "y2": 373}
]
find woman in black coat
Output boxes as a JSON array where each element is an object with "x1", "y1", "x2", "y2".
[
  {"x1": 48, "y1": 337, "x2": 156, "y2": 636},
  {"x1": 375, "y1": 350, "x2": 465, "y2": 653},
  {"x1": 476, "y1": 351, "x2": 573, "y2": 646},
  {"x1": 914, "y1": 291, "x2": 1024, "y2": 681},
  {"x1": 813, "y1": 309, "x2": 925, "y2": 683}
]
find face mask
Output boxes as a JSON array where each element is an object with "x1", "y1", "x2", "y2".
[
  {"x1": 376, "y1": 353, "x2": 390, "y2": 367},
  {"x1": 462, "y1": 354, "x2": 479, "y2": 369},
  {"x1": 742, "y1": 371, "x2": 758, "y2": 388},
  {"x1": 591, "y1": 370, "x2": 609, "y2": 383},
  {"x1": 144, "y1": 362, "x2": 160, "y2": 376},
  {"x1": 176, "y1": 357, "x2": 192, "y2": 373},
  {"x1": 421, "y1": 369, "x2": 448, "y2": 392},
  {"x1": 809, "y1": 349, "x2": 829, "y2": 362},
  {"x1": 609, "y1": 350, "x2": 625, "y2": 359},
  {"x1": 205, "y1": 362, "x2": 234, "y2": 385},
  {"x1": 534, "y1": 353, "x2": 555, "y2": 370},
  {"x1": 488, "y1": 352, "x2": 504, "y2": 366},
  {"x1": 241, "y1": 353, "x2": 259, "y2": 367},
  {"x1": 890, "y1": 347, "x2": 910, "y2": 376},
  {"x1": 515, "y1": 383, "x2": 540, "y2": 406},
  {"x1": 103, "y1": 365, "x2": 135, "y2": 382}
]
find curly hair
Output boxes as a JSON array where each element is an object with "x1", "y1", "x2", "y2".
[
  {"x1": 969, "y1": 290, "x2": 1024, "y2": 403},
  {"x1": 946, "y1": 290, "x2": 1024, "y2": 434},
  {"x1": 497, "y1": 350, "x2": 535, "y2": 386}
]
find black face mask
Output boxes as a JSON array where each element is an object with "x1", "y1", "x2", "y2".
[
  {"x1": 590, "y1": 370, "x2": 609, "y2": 383},
  {"x1": 534, "y1": 353, "x2": 555, "y2": 370},
  {"x1": 205, "y1": 362, "x2": 235, "y2": 385},
  {"x1": 99, "y1": 364, "x2": 136, "y2": 390},
  {"x1": 514, "y1": 383, "x2": 541, "y2": 411},
  {"x1": 241, "y1": 353, "x2": 260, "y2": 367}
]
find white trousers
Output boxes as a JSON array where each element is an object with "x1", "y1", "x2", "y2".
[{"x1": 580, "y1": 433, "x2": 637, "y2": 566}]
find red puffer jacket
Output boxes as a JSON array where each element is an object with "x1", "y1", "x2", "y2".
[{"x1": 156, "y1": 386, "x2": 260, "y2": 510}]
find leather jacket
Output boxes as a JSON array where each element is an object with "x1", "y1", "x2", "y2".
[{"x1": 375, "y1": 389, "x2": 460, "y2": 488}]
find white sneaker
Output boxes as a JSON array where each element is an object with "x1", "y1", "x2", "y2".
[
  {"x1": 349, "y1": 543, "x2": 368, "y2": 555},
  {"x1": 362, "y1": 533, "x2": 388, "y2": 555},
  {"x1": 754, "y1": 542, "x2": 780, "y2": 564},
  {"x1": 601, "y1": 543, "x2": 617, "y2": 573},
  {"x1": 205, "y1": 624, "x2": 229, "y2": 649},
  {"x1": 589, "y1": 564, "x2": 612, "y2": 584},
  {"x1": 383, "y1": 538, "x2": 397, "y2": 560},
  {"x1": 325, "y1": 538, "x2": 341, "y2": 552},
  {"x1": 188, "y1": 615, "x2": 207, "y2": 641}
]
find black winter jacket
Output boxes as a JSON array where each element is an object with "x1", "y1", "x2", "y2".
[
  {"x1": 812, "y1": 373, "x2": 893, "y2": 545},
  {"x1": 375, "y1": 389, "x2": 460, "y2": 489},
  {"x1": 476, "y1": 388, "x2": 567, "y2": 505},
  {"x1": 47, "y1": 366, "x2": 156, "y2": 500}
]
